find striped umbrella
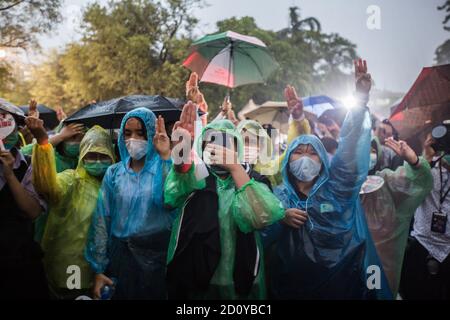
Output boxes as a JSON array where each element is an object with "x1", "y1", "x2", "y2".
[{"x1": 183, "y1": 31, "x2": 279, "y2": 89}]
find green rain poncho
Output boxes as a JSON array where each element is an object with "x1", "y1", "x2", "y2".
[
  {"x1": 32, "y1": 125, "x2": 115, "y2": 292},
  {"x1": 164, "y1": 120, "x2": 285, "y2": 299},
  {"x1": 361, "y1": 136, "x2": 433, "y2": 296}
]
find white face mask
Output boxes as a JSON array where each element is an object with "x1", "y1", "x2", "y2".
[
  {"x1": 125, "y1": 138, "x2": 148, "y2": 160},
  {"x1": 369, "y1": 153, "x2": 377, "y2": 170},
  {"x1": 289, "y1": 156, "x2": 321, "y2": 182}
]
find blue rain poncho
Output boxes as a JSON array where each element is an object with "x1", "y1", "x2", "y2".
[
  {"x1": 85, "y1": 107, "x2": 174, "y2": 299},
  {"x1": 262, "y1": 105, "x2": 393, "y2": 300}
]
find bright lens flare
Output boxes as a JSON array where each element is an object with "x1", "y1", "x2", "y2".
[
  {"x1": 340, "y1": 95, "x2": 357, "y2": 109},
  {"x1": 0, "y1": 49, "x2": 6, "y2": 59}
]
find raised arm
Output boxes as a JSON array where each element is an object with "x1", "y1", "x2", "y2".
[
  {"x1": 26, "y1": 116, "x2": 66, "y2": 204},
  {"x1": 328, "y1": 59, "x2": 373, "y2": 203}
]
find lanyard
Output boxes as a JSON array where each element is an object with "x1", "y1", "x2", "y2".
[{"x1": 439, "y1": 162, "x2": 450, "y2": 209}]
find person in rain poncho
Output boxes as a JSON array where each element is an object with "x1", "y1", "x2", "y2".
[
  {"x1": 373, "y1": 119, "x2": 403, "y2": 171},
  {"x1": 361, "y1": 136, "x2": 433, "y2": 297},
  {"x1": 85, "y1": 107, "x2": 173, "y2": 300},
  {"x1": 164, "y1": 102, "x2": 285, "y2": 299},
  {"x1": 21, "y1": 102, "x2": 86, "y2": 244},
  {"x1": 26, "y1": 116, "x2": 115, "y2": 299},
  {"x1": 262, "y1": 59, "x2": 393, "y2": 299},
  {"x1": 236, "y1": 86, "x2": 311, "y2": 187}
]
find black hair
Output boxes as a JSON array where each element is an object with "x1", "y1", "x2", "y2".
[
  {"x1": 320, "y1": 137, "x2": 338, "y2": 154},
  {"x1": 126, "y1": 117, "x2": 148, "y2": 140},
  {"x1": 369, "y1": 139, "x2": 380, "y2": 175},
  {"x1": 381, "y1": 119, "x2": 399, "y2": 140}
]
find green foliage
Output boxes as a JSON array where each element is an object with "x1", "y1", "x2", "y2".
[
  {"x1": 0, "y1": 0, "x2": 62, "y2": 49},
  {"x1": 3, "y1": 2, "x2": 358, "y2": 118},
  {"x1": 201, "y1": 7, "x2": 357, "y2": 117},
  {"x1": 24, "y1": 0, "x2": 200, "y2": 111},
  {"x1": 435, "y1": 1, "x2": 450, "y2": 65}
]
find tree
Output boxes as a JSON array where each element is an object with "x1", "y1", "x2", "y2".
[
  {"x1": 28, "y1": 50, "x2": 68, "y2": 110},
  {"x1": 200, "y1": 7, "x2": 357, "y2": 117},
  {"x1": 435, "y1": 0, "x2": 450, "y2": 65},
  {"x1": 26, "y1": 0, "x2": 202, "y2": 111},
  {"x1": 0, "y1": 0, "x2": 62, "y2": 50}
]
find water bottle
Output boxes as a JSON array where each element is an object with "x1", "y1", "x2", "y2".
[{"x1": 100, "y1": 277, "x2": 117, "y2": 300}]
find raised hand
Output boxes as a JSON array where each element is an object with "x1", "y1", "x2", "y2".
[
  {"x1": 28, "y1": 99, "x2": 39, "y2": 118},
  {"x1": 385, "y1": 137, "x2": 419, "y2": 166},
  {"x1": 221, "y1": 96, "x2": 232, "y2": 114},
  {"x1": 186, "y1": 72, "x2": 201, "y2": 103},
  {"x1": 354, "y1": 59, "x2": 372, "y2": 95},
  {"x1": 204, "y1": 143, "x2": 239, "y2": 171},
  {"x1": 284, "y1": 85, "x2": 304, "y2": 120},
  {"x1": 24, "y1": 116, "x2": 48, "y2": 145},
  {"x1": 317, "y1": 122, "x2": 333, "y2": 138},
  {"x1": 59, "y1": 123, "x2": 85, "y2": 140},
  {"x1": 153, "y1": 115, "x2": 171, "y2": 160},
  {"x1": 172, "y1": 101, "x2": 197, "y2": 139}
]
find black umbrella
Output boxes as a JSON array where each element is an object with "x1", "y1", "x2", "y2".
[
  {"x1": 0, "y1": 98, "x2": 26, "y2": 125},
  {"x1": 64, "y1": 95, "x2": 201, "y2": 129},
  {"x1": 19, "y1": 104, "x2": 59, "y2": 130}
]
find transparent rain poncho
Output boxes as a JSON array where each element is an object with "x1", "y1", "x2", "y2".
[
  {"x1": 361, "y1": 136, "x2": 433, "y2": 296},
  {"x1": 31, "y1": 125, "x2": 115, "y2": 290},
  {"x1": 84, "y1": 108, "x2": 174, "y2": 299},
  {"x1": 236, "y1": 118, "x2": 312, "y2": 187},
  {"x1": 164, "y1": 119, "x2": 285, "y2": 299},
  {"x1": 262, "y1": 105, "x2": 393, "y2": 300}
]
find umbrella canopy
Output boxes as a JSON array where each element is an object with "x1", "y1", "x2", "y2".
[
  {"x1": 64, "y1": 95, "x2": 201, "y2": 129},
  {"x1": 19, "y1": 104, "x2": 59, "y2": 129},
  {"x1": 242, "y1": 101, "x2": 290, "y2": 134},
  {"x1": 241, "y1": 96, "x2": 342, "y2": 134},
  {"x1": 238, "y1": 99, "x2": 259, "y2": 120},
  {"x1": 0, "y1": 98, "x2": 25, "y2": 125},
  {"x1": 302, "y1": 95, "x2": 343, "y2": 118},
  {"x1": 389, "y1": 64, "x2": 450, "y2": 150},
  {"x1": 183, "y1": 30, "x2": 279, "y2": 88}
]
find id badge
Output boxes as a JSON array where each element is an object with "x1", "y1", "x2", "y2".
[{"x1": 431, "y1": 211, "x2": 447, "y2": 234}]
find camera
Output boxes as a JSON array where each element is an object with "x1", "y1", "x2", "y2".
[{"x1": 431, "y1": 120, "x2": 450, "y2": 154}]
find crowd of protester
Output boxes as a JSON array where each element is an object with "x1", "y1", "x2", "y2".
[{"x1": 0, "y1": 59, "x2": 449, "y2": 300}]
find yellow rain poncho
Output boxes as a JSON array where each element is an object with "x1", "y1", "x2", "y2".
[
  {"x1": 236, "y1": 118, "x2": 311, "y2": 187},
  {"x1": 32, "y1": 125, "x2": 115, "y2": 292}
]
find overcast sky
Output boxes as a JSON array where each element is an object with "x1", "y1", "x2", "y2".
[{"x1": 38, "y1": 0, "x2": 449, "y2": 94}]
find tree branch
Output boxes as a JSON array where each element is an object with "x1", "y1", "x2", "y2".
[{"x1": 0, "y1": 0, "x2": 25, "y2": 12}]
